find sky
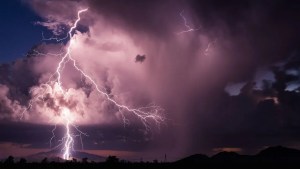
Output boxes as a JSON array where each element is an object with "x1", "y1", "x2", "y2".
[
  {"x1": 0, "y1": 0, "x2": 49, "y2": 63},
  {"x1": 1, "y1": 0, "x2": 300, "y2": 162}
]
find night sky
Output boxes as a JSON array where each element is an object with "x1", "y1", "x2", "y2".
[{"x1": 1, "y1": 0, "x2": 300, "y2": 161}]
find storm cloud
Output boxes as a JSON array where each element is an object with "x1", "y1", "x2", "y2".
[{"x1": 1, "y1": 0, "x2": 300, "y2": 160}]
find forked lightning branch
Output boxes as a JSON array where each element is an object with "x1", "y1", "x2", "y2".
[{"x1": 21, "y1": 8, "x2": 164, "y2": 160}]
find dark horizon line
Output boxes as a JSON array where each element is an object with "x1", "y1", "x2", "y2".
[{"x1": 1, "y1": 145, "x2": 300, "y2": 163}]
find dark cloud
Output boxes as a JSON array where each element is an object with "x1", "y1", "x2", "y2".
[
  {"x1": 188, "y1": 56, "x2": 300, "y2": 154},
  {"x1": 1, "y1": 0, "x2": 300, "y2": 160},
  {"x1": 135, "y1": 54, "x2": 146, "y2": 63},
  {"x1": 0, "y1": 121, "x2": 156, "y2": 151}
]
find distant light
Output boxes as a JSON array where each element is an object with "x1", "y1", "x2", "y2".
[
  {"x1": 224, "y1": 82, "x2": 246, "y2": 96},
  {"x1": 285, "y1": 83, "x2": 300, "y2": 91},
  {"x1": 254, "y1": 68, "x2": 275, "y2": 90},
  {"x1": 286, "y1": 69, "x2": 299, "y2": 76}
]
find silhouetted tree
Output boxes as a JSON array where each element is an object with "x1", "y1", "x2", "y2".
[
  {"x1": 106, "y1": 156, "x2": 119, "y2": 163},
  {"x1": 72, "y1": 158, "x2": 77, "y2": 163},
  {"x1": 82, "y1": 157, "x2": 88, "y2": 163},
  {"x1": 120, "y1": 159, "x2": 127, "y2": 163},
  {"x1": 4, "y1": 156, "x2": 14, "y2": 164},
  {"x1": 41, "y1": 157, "x2": 48, "y2": 164},
  {"x1": 19, "y1": 158, "x2": 27, "y2": 164}
]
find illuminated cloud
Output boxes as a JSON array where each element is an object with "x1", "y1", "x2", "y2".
[{"x1": 1, "y1": 0, "x2": 300, "y2": 159}]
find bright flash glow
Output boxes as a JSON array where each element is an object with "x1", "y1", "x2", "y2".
[
  {"x1": 61, "y1": 108, "x2": 73, "y2": 160},
  {"x1": 264, "y1": 96, "x2": 280, "y2": 105},
  {"x1": 21, "y1": 8, "x2": 164, "y2": 160},
  {"x1": 177, "y1": 10, "x2": 200, "y2": 35}
]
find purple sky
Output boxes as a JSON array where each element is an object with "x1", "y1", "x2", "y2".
[{"x1": 1, "y1": 0, "x2": 300, "y2": 161}]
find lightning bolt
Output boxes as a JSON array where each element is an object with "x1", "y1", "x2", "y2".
[
  {"x1": 21, "y1": 8, "x2": 164, "y2": 160},
  {"x1": 177, "y1": 10, "x2": 200, "y2": 35}
]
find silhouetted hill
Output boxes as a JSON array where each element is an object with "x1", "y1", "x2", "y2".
[
  {"x1": 174, "y1": 146, "x2": 300, "y2": 168},
  {"x1": 257, "y1": 145, "x2": 300, "y2": 162},
  {"x1": 176, "y1": 154, "x2": 209, "y2": 164},
  {"x1": 211, "y1": 151, "x2": 252, "y2": 163},
  {"x1": 212, "y1": 151, "x2": 240, "y2": 159},
  {"x1": 2, "y1": 146, "x2": 300, "y2": 169}
]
